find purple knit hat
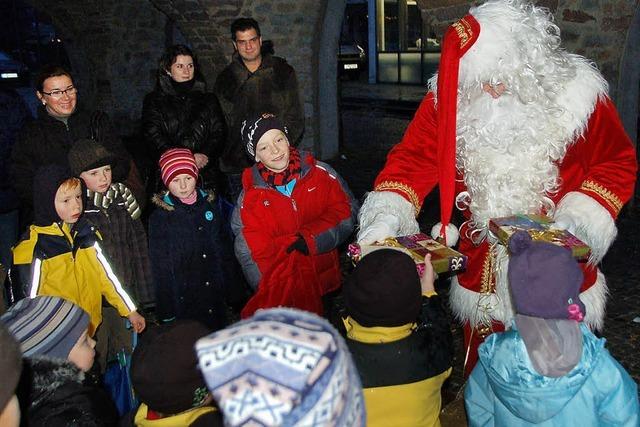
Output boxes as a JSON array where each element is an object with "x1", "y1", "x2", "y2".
[
  {"x1": 508, "y1": 230, "x2": 586, "y2": 377},
  {"x1": 508, "y1": 230, "x2": 585, "y2": 320}
]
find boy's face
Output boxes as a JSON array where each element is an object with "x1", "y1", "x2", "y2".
[
  {"x1": 80, "y1": 165, "x2": 112, "y2": 193},
  {"x1": 54, "y1": 184, "x2": 83, "y2": 224},
  {"x1": 167, "y1": 173, "x2": 197, "y2": 199},
  {"x1": 0, "y1": 395, "x2": 20, "y2": 427},
  {"x1": 255, "y1": 129, "x2": 290, "y2": 172},
  {"x1": 67, "y1": 329, "x2": 96, "y2": 372}
]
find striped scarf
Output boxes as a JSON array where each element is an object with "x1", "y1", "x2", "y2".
[
  {"x1": 257, "y1": 147, "x2": 301, "y2": 187},
  {"x1": 87, "y1": 183, "x2": 141, "y2": 220}
]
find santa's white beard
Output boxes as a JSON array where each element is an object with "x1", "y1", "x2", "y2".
[{"x1": 456, "y1": 88, "x2": 571, "y2": 244}]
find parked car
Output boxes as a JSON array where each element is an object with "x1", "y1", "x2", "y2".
[{"x1": 338, "y1": 41, "x2": 366, "y2": 80}]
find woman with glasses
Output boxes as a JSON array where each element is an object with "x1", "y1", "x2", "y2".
[
  {"x1": 142, "y1": 44, "x2": 227, "y2": 194},
  {"x1": 10, "y1": 64, "x2": 142, "y2": 224}
]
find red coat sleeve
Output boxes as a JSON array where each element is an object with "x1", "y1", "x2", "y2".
[
  {"x1": 558, "y1": 97, "x2": 637, "y2": 218},
  {"x1": 373, "y1": 92, "x2": 439, "y2": 214}
]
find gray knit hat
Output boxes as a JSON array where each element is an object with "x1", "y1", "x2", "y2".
[
  {"x1": 68, "y1": 138, "x2": 118, "y2": 176},
  {"x1": 0, "y1": 322, "x2": 21, "y2": 411},
  {"x1": 0, "y1": 296, "x2": 90, "y2": 359}
]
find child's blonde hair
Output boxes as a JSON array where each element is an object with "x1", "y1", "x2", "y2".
[{"x1": 58, "y1": 177, "x2": 82, "y2": 192}]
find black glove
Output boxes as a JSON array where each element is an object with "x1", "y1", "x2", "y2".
[{"x1": 286, "y1": 234, "x2": 309, "y2": 255}]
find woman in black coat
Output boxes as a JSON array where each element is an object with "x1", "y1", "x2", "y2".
[
  {"x1": 11, "y1": 65, "x2": 143, "y2": 224},
  {"x1": 142, "y1": 45, "x2": 226, "y2": 193}
]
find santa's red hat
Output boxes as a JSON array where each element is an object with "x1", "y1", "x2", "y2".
[{"x1": 434, "y1": 14, "x2": 480, "y2": 243}]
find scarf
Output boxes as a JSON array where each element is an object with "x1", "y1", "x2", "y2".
[
  {"x1": 257, "y1": 147, "x2": 301, "y2": 187},
  {"x1": 87, "y1": 183, "x2": 141, "y2": 220}
]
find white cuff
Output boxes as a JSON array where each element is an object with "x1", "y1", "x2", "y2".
[
  {"x1": 357, "y1": 191, "x2": 419, "y2": 242},
  {"x1": 554, "y1": 191, "x2": 617, "y2": 265}
]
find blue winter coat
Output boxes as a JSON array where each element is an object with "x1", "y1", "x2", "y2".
[
  {"x1": 465, "y1": 323, "x2": 639, "y2": 426},
  {"x1": 148, "y1": 189, "x2": 233, "y2": 331}
]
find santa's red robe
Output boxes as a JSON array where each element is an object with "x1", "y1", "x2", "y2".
[{"x1": 367, "y1": 91, "x2": 636, "y2": 374}]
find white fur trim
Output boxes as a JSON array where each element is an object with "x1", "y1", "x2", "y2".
[
  {"x1": 554, "y1": 191, "x2": 617, "y2": 265},
  {"x1": 430, "y1": 223, "x2": 459, "y2": 247},
  {"x1": 357, "y1": 191, "x2": 419, "y2": 242},
  {"x1": 580, "y1": 270, "x2": 608, "y2": 331}
]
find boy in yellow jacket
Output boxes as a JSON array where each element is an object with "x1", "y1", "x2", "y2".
[{"x1": 13, "y1": 164, "x2": 145, "y2": 336}]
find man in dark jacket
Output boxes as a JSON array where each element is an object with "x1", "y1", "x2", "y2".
[{"x1": 214, "y1": 18, "x2": 305, "y2": 202}]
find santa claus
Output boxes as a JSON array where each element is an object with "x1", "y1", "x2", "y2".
[{"x1": 357, "y1": 0, "x2": 637, "y2": 374}]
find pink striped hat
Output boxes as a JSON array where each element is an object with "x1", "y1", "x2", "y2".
[{"x1": 159, "y1": 148, "x2": 199, "y2": 186}]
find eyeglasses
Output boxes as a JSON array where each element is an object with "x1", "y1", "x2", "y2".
[{"x1": 41, "y1": 86, "x2": 77, "y2": 99}]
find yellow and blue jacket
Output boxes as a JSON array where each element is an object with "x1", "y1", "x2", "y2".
[{"x1": 13, "y1": 218, "x2": 137, "y2": 336}]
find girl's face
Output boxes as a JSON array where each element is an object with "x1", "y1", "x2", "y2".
[
  {"x1": 54, "y1": 185, "x2": 83, "y2": 224},
  {"x1": 167, "y1": 173, "x2": 197, "y2": 199},
  {"x1": 67, "y1": 329, "x2": 96, "y2": 372},
  {"x1": 255, "y1": 129, "x2": 290, "y2": 173},
  {"x1": 80, "y1": 165, "x2": 112, "y2": 194},
  {"x1": 169, "y1": 55, "x2": 195, "y2": 82}
]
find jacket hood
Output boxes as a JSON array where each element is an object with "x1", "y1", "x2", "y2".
[
  {"x1": 33, "y1": 164, "x2": 75, "y2": 226},
  {"x1": 151, "y1": 188, "x2": 214, "y2": 211},
  {"x1": 477, "y1": 323, "x2": 604, "y2": 423}
]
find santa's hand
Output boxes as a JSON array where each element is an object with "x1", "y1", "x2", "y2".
[
  {"x1": 357, "y1": 214, "x2": 400, "y2": 244},
  {"x1": 552, "y1": 214, "x2": 577, "y2": 235}
]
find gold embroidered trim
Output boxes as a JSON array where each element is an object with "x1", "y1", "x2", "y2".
[
  {"x1": 580, "y1": 180, "x2": 623, "y2": 214},
  {"x1": 375, "y1": 180, "x2": 422, "y2": 214},
  {"x1": 452, "y1": 17, "x2": 475, "y2": 49},
  {"x1": 479, "y1": 247, "x2": 495, "y2": 295}
]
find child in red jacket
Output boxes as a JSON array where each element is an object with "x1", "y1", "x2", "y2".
[{"x1": 231, "y1": 113, "x2": 358, "y2": 317}]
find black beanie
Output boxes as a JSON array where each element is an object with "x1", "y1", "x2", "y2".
[
  {"x1": 33, "y1": 164, "x2": 76, "y2": 226},
  {"x1": 240, "y1": 113, "x2": 289, "y2": 159},
  {"x1": 131, "y1": 320, "x2": 211, "y2": 415},
  {"x1": 344, "y1": 249, "x2": 422, "y2": 327},
  {"x1": 67, "y1": 138, "x2": 118, "y2": 176}
]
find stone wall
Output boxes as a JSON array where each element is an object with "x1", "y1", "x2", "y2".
[{"x1": 24, "y1": 0, "x2": 167, "y2": 135}]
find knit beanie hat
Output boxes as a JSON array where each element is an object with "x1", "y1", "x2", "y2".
[
  {"x1": 508, "y1": 230, "x2": 585, "y2": 377},
  {"x1": 196, "y1": 308, "x2": 366, "y2": 427},
  {"x1": 158, "y1": 148, "x2": 199, "y2": 187},
  {"x1": 344, "y1": 249, "x2": 422, "y2": 327},
  {"x1": 0, "y1": 322, "x2": 22, "y2": 412},
  {"x1": 0, "y1": 296, "x2": 90, "y2": 359},
  {"x1": 131, "y1": 320, "x2": 211, "y2": 415},
  {"x1": 32, "y1": 163, "x2": 76, "y2": 226},
  {"x1": 67, "y1": 138, "x2": 118, "y2": 175},
  {"x1": 240, "y1": 113, "x2": 289, "y2": 160}
]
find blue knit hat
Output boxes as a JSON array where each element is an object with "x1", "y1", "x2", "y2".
[
  {"x1": 196, "y1": 308, "x2": 366, "y2": 426},
  {"x1": 1, "y1": 296, "x2": 90, "y2": 359}
]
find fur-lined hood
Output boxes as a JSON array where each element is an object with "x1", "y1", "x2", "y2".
[
  {"x1": 27, "y1": 356, "x2": 84, "y2": 408},
  {"x1": 151, "y1": 188, "x2": 215, "y2": 212}
]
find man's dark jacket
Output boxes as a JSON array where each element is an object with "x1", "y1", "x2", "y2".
[{"x1": 214, "y1": 53, "x2": 304, "y2": 173}]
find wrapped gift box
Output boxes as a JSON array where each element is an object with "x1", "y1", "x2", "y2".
[
  {"x1": 489, "y1": 214, "x2": 591, "y2": 260},
  {"x1": 348, "y1": 233, "x2": 467, "y2": 275}
]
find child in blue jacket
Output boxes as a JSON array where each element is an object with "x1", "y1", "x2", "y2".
[
  {"x1": 148, "y1": 148, "x2": 233, "y2": 330},
  {"x1": 465, "y1": 230, "x2": 638, "y2": 426}
]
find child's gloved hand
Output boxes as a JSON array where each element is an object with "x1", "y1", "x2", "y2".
[
  {"x1": 286, "y1": 234, "x2": 309, "y2": 255},
  {"x1": 128, "y1": 311, "x2": 146, "y2": 333}
]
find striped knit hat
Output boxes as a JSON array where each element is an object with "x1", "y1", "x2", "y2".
[
  {"x1": 0, "y1": 296, "x2": 90, "y2": 359},
  {"x1": 158, "y1": 148, "x2": 199, "y2": 187},
  {"x1": 196, "y1": 308, "x2": 366, "y2": 427}
]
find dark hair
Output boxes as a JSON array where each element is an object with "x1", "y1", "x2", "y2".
[
  {"x1": 35, "y1": 64, "x2": 73, "y2": 92},
  {"x1": 159, "y1": 44, "x2": 198, "y2": 73},
  {"x1": 231, "y1": 18, "x2": 261, "y2": 40}
]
